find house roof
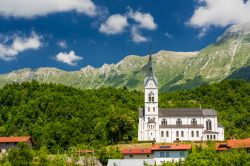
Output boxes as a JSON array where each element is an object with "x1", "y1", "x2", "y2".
[
  {"x1": 227, "y1": 138, "x2": 250, "y2": 149},
  {"x1": 0, "y1": 136, "x2": 33, "y2": 143},
  {"x1": 216, "y1": 138, "x2": 250, "y2": 151},
  {"x1": 158, "y1": 108, "x2": 216, "y2": 117},
  {"x1": 77, "y1": 150, "x2": 95, "y2": 153},
  {"x1": 122, "y1": 148, "x2": 152, "y2": 155},
  {"x1": 122, "y1": 144, "x2": 191, "y2": 155},
  {"x1": 151, "y1": 144, "x2": 192, "y2": 151}
]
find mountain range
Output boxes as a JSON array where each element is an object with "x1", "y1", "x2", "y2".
[{"x1": 0, "y1": 23, "x2": 250, "y2": 91}]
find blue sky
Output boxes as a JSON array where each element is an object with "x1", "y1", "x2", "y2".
[{"x1": 0, "y1": 0, "x2": 250, "y2": 73}]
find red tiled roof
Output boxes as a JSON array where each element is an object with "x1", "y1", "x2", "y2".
[
  {"x1": 122, "y1": 144, "x2": 191, "y2": 155},
  {"x1": 151, "y1": 144, "x2": 192, "y2": 151},
  {"x1": 122, "y1": 148, "x2": 152, "y2": 155},
  {"x1": 227, "y1": 138, "x2": 250, "y2": 149},
  {"x1": 77, "y1": 150, "x2": 95, "y2": 153},
  {"x1": 0, "y1": 136, "x2": 32, "y2": 143}
]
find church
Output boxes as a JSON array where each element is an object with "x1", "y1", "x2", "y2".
[{"x1": 138, "y1": 55, "x2": 224, "y2": 143}]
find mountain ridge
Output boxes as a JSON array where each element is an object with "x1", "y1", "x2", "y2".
[{"x1": 0, "y1": 23, "x2": 250, "y2": 91}]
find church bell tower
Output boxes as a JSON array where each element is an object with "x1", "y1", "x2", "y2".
[{"x1": 143, "y1": 55, "x2": 159, "y2": 141}]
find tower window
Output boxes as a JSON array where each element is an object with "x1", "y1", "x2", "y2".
[
  {"x1": 176, "y1": 119, "x2": 182, "y2": 125},
  {"x1": 206, "y1": 119, "x2": 212, "y2": 130},
  {"x1": 152, "y1": 97, "x2": 154, "y2": 102}
]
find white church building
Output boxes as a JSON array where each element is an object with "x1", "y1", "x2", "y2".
[{"x1": 138, "y1": 55, "x2": 224, "y2": 143}]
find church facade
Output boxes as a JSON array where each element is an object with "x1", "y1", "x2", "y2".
[{"x1": 138, "y1": 56, "x2": 224, "y2": 143}]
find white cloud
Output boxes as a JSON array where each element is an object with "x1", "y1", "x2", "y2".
[
  {"x1": 164, "y1": 32, "x2": 173, "y2": 39},
  {"x1": 0, "y1": 32, "x2": 42, "y2": 61},
  {"x1": 189, "y1": 0, "x2": 250, "y2": 28},
  {"x1": 127, "y1": 10, "x2": 157, "y2": 30},
  {"x1": 0, "y1": 0, "x2": 97, "y2": 18},
  {"x1": 131, "y1": 26, "x2": 148, "y2": 43},
  {"x1": 55, "y1": 51, "x2": 82, "y2": 66},
  {"x1": 99, "y1": 9, "x2": 157, "y2": 43},
  {"x1": 57, "y1": 40, "x2": 68, "y2": 49},
  {"x1": 99, "y1": 14, "x2": 128, "y2": 35}
]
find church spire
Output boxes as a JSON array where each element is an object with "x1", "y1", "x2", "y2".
[
  {"x1": 147, "y1": 55, "x2": 155, "y2": 78},
  {"x1": 144, "y1": 54, "x2": 158, "y2": 86}
]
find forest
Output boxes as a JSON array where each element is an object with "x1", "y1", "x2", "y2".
[{"x1": 0, "y1": 80, "x2": 249, "y2": 152}]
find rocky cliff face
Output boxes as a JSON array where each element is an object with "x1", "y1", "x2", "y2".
[{"x1": 0, "y1": 23, "x2": 250, "y2": 91}]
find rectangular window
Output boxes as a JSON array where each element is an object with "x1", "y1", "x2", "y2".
[
  {"x1": 181, "y1": 131, "x2": 184, "y2": 137},
  {"x1": 160, "y1": 152, "x2": 165, "y2": 157},
  {"x1": 180, "y1": 151, "x2": 186, "y2": 157},
  {"x1": 191, "y1": 131, "x2": 194, "y2": 137},
  {"x1": 161, "y1": 131, "x2": 164, "y2": 137},
  {"x1": 129, "y1": 155, "x2": 133, "y2": 158},
  {"x1": 213, "y1": 135, "x2": 216, "y2": 140},
  {"x1": 207, "y1": 135, "x2": 209, "y2": 140},
  {"x1": 166, "y1": 131, "x2": 169, "y2": 137},
  {"x1": 153, "y1": 107, "x2": 155, "y2": 112},
  {"x1": 196, "y1": 131, "x2": 199, "y2": 137},
  {"x1": 165, "y1": 152, "x2": 169, "y2": 157},
  {"x1": 210, "y1": 135, "x2": 213, "y2": 140},
  {"x1": 176, "y1": 131, "x2": 179, "y2": 137},
  {"x1": 148, "y1": 107, "x2": 150, "y2": 112}
]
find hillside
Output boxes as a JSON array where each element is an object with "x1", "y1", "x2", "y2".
[
  {"x1": 0, "y1": 80, "x2": 249, "y2": 152},
  {"x1": 0, "y1": 23, "x2": 250, "y2": 91}
]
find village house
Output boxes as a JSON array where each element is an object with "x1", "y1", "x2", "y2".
[
  {"x1": 107, "y1": 143, "x2": 191, "y2": 166},
  {"x1": 216, "y1": 138, "x2": 250, "y2": 152},
  {"x1": 0, "y1": 136, "x2": 33, "y2": 153}
]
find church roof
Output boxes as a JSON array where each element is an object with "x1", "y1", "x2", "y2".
[
  {"x1": 139, "y1": 108, "x2": 217, "y2": 118},
  {"x1": 158, "y1": 108, "x2": 216, "y2": 117}
]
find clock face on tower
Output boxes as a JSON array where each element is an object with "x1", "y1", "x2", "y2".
[{"x1": 149, "y1": 83, "x2": 153, "y2": 87}]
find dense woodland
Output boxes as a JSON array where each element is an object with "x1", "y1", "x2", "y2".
[{"x1": 0, "y1": 80, "x2": 249, "y2": 153}]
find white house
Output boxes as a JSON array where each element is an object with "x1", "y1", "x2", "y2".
[{"x1": 138, "y1": 55, "x2": 224, "y2": 143}]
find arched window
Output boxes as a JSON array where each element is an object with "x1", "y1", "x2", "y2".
[
  {"x1": 206, "y1": 119, "x2": 212, "y2": 130},
  {"x1": 161, "y1": 119, "x2": 167, "y2": 125},
  {"x1": 176, "y1": 119, "x2": 182, "y2": 125},
  {"x1": 153, "y1": 107, "x2": 155, "y2": 112},
  {"x1": 191, "y1": 118, "x2": 197, "y2": 125},
  {"x1": 152, "y1": 97, "x2": 154, "y2": 102},
  {"x1": 191, "y1": 131, "x2": 194, "y2": 137},
  {"x1": 148, "y1": 92, "x2": 154, "y2": 102}
]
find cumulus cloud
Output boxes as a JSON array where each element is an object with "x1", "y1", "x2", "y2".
[
  {"x1": 131, "y1": 26, "x2": 148, "y2": 43},
  {"x1": 127, "y1": 9, "x2": 157, "y2": 30},
  {"x1": 99, "y1": 14, "x2": 128, "y2": 35},
  {"x1": 57, "y1": 40, "x2": 68, "y2": 49},
  {"x1": 188, "y1": 0, "x2": 250, "y2": 36},
  {"x1": 0, "y1": 32, "x2": 42, "y2": 61},
  {"x1": 0, "y1": 0, "x2": 97, "y2": 18},
  {"x1": 55, "y1": 51, "x2": 82, "y2": 66},
  {"x1": 99, "y1": 9, "x2": 157, "y2": 43}
]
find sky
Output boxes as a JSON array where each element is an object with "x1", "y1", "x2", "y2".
[{"x1": 0, "y1": 0, "x2": 250, "y2": 73}]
